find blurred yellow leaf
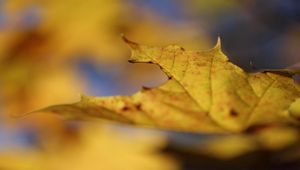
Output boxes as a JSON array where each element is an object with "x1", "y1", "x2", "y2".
[
  {"x1": 2, "y1": 0, "x2": 210, "y2": 62},
  {"x1": 0, "y1": 125, "x2": 178, "y2": 170},
  {"x1": 0, "y1": 62, "x2": 82, "y2": 115},
  {"x1": 199, "y1": 126, "x2": 299, "y2": 159}
]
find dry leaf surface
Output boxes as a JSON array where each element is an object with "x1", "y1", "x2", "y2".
[{"x1": 33, "y1": 37, "x2": 300, "y2": 133}]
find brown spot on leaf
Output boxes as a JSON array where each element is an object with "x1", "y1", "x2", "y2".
[
  {"x1": 121, "y1": 106, "x2": 130, "y2": 111},
  {"x1": 142, "y1": 86, "x2": 151, "y2": 91},
  {"x1": 135, "y1": 103, "x2": 142, "y2": 111},
  {"x1": 229, "y1": 109, "x2": 238, "y2": 117}
]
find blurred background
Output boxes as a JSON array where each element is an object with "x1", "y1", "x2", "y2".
[{"x1": 0, "y1": 0, "x2": 299, "y2": 169}]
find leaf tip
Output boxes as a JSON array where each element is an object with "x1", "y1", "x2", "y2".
[
  {"x1": 10, "y1": 112, "x2": 26, "y2": 119},
  {"x1": 11, "y1": 109, "x2": 39, "y2": 120},
  {"x1": 214, "y1": 36, "x2": 222, "y2": 50},
  {"x1": 121, "y1": 34, "x2": 139, "y2": 50},
  {"x1": 141, "y1": 86, "x2": 152, "y2": 91}
]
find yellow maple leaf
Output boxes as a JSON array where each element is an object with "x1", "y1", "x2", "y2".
[{"x1": 30, "y1": 37, "x2": 300, "y2": 133}]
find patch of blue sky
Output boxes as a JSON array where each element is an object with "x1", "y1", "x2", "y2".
[
  {"x1": 131, "y1": 0, "x2": 187, "y2": 22},
  {"x1": 76, "y1": 59, "x2": 125, "y2": 96},
  {"x1": 18, "y1": 5, "x2": 42, "y2": 29},
  {"x1": 0, "y1": 125, "x2": 38, "y2": 152}
]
